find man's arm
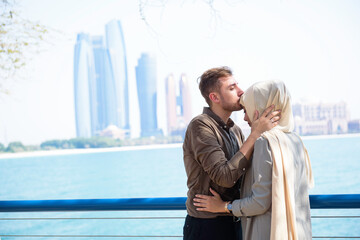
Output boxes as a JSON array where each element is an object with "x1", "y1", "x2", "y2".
[
  {"x1": 240, "y1": 105, "x2": 281, "y2": 161},
  {"x1": 190, "y1": 119, "x2": 248, "y2": 188}
]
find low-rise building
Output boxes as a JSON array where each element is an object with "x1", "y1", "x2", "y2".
[{"x1": 293, "y1": 101, "x2": 349, "y2": 135}]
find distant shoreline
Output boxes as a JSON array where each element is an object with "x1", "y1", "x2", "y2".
[
  {"x1": 0, "y1": 143, "x2": 183, "y2": 159},
  {"x1": 301, "y1": 133, "x2": 360, "y2": 140},
  {"x1": 1, "y1": 133, "x2": 360, "y2": 159}
]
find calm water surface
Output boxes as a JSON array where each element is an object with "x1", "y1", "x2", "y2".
[{"x1": 1, "y1": 135, "x2": 360, "y2": 239}]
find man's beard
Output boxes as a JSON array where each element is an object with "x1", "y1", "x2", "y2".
[
  {"x1": 224, "y1": 104, "x2": 242, "y2": 112},
  {"x1": 221, "y1": 98, "x2": 242, "y2": 112}
]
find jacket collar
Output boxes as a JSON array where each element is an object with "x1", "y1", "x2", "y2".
[{"x1": 203, "y1": 107, "x2": 235, "y2": 130}]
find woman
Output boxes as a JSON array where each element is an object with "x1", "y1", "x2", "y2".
[{"x1": 193, "y1": 80, "x2": 314, "y2": 240}]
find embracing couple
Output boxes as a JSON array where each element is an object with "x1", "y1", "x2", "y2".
[{"x1": 183, "y1": 66, "x2": 314, "y2": 240}]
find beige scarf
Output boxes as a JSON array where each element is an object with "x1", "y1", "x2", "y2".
[{"x1": 240, "y1": 80, "x2": 314, "y2": 240}]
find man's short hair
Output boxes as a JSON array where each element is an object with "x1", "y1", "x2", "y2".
[{"x1": 198, "y1": 66, "x2": 233, "y2": 106}]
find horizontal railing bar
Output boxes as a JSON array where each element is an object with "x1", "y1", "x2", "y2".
[
  {"x1": 1, "y1": 216, "x2": 360, "y2": 221},
  {"x1": 310, "y1": 194, "x2": 360, "y2": 209},
  {"x1": 0, "y1": 235, "x2": 359, "y2": 238},
  {"x1": 0, "y1": 235, "x2": 182, "y2": 238},
  {"x1": 1, "y1": 194, "x2": 360, "y2": 212},
  {"x1": 0, "y1": 197, "x2": 187, "y2": 212},
  {"x1": 312, "y1": 216, "x2": 360, "y2": 218},
  {"x1": 312, "y1": 237, "x2": 360, "y2": 239},
  {"x1": 0, "y1": 217, "x2": 185, "y2": 220}
]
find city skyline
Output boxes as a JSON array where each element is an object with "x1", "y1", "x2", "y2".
[
  {"x1": 0, "y1": 0, "x2": 360, "y2": 145},
  {"x1": 72, "y1": 18, "x2": 194, "y2": 141}
]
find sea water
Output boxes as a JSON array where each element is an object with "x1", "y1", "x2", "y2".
[{"x1": 0, "y1": 135, "x2": 360, "y2": 239}]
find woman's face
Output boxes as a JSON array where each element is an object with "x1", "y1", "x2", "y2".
[{"x1": 243, "y1": 106, "x2": 252, "y2": 127}]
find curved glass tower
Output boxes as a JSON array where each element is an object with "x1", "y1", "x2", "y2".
[
  {"x1": 74, "y1": 33, "x2": 96, "y2": 138},
  {"x1": 136, "y1": 53, "x2": 162, "y2": 137},
  {"x1": 105, "y1": 20, "x2": 130, "y2": 130},
  {"x1": 91, "y1": 36, "x2": 117, "y2": 131}
]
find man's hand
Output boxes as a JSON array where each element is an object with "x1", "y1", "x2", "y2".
[
  {"x1": 193, "y1": 188, "x2": 227, "y2": 213},
  {"x1": 251, "y1": 105, "x2": 281, "y2": 136}
]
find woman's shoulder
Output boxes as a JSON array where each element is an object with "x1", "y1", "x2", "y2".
[
  {"x1": 255, "y1": 135, "x2": 269, "y2": 144},
  {"x1": 254, "y1": 136, "x2": 271, "y2": 151},
  {"x1": 253, "y1": 136, "x2": 273, "y2": 163}
]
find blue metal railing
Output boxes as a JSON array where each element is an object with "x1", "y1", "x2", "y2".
[
  {"x1": 0, "y1": 197, "x2": 187, "y2": 212},
  {"x1": 1, "y1": 194, "x2": 360, "y2": 212},
  {"x1": 0, "y1": 194, "x2": 360, "y2": 238}
]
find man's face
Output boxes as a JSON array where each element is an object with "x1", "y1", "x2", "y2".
[{"x1": 217, "y1": 76, "x2": 244, "y2": 112}]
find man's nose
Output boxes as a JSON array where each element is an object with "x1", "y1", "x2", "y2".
[{"x1": 237, "y1": 88, "x2": 244, "y2": 97}]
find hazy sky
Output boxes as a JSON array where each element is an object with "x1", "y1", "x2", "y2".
[{"x1": 1, "y1": 0, "x2": 360, "y2": 145}]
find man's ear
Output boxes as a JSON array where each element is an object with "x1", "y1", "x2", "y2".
[{"x1": 209, "y1": 92, "x2": 220, "y2": 104}]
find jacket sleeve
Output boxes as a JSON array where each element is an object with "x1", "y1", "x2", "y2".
[
  {"x1": 190, "y1": 119, "x2": 249, "y2": 188},
  {"x1": 232, "y1": 137, "x2": 273, "y2": 216}
]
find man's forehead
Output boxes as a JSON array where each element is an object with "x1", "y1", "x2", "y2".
[{"x1": 219, "y1": 76, "x2": 236, "y2": 86}]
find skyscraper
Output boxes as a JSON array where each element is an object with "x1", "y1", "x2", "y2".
[
  {"x1": 179, "y1": 74, "x2": 192, "y2": 124},
  {"x1": 91, "y1": 36, "x2": 117, "y2": 131},
  {"x1": 135, "y1": 53, "x2": 162, "y2": 137},
  {"x1": 166, "y1": 74, "x2": 177, "y2": 134},
  {"x1": 73, "y1": 33, "x2": 96, "y2": 138},
  {"x1": 165, "y1": 73, "x2": 192, "y2": 137},
  {"x1": 105, "y1": 20, "x2": 130, "y2": 130}
]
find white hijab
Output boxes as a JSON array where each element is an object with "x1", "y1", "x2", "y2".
[{"x1": 240, "y1": 80, "x2": 314, "y2": 240}]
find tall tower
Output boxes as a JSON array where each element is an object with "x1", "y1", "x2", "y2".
[
  {"x1": 165, "y1": 73, "x2": 192, "y2": 137},
  {"x1": 166, "y1": 74, "x2": 177, "y2": 134},
  {"x1": 135, "y1": 53, "x2": 162, "y2": 137},
  {"x1": 179, "y1": 74, "x2": 192, "y2": 124},
  {"x1": 73, "y1": 33, "x2": 97, "y2": 138},
  {"x1": 105, "y1": 20, "x2": 130, "y2": 130},
  {"x1": 91, "y1": 36, "x2": 117, "y2": 132}
]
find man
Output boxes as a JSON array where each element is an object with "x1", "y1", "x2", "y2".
[{"x1": 183, "y1": 66, "x2": 280, "y2": 240}]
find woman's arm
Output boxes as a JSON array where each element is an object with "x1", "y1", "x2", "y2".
[{"x1": 232, "y1": 137, "x2": 273, "y2": 217}]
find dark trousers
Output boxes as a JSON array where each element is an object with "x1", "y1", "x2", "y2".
[{"x1": 183, "y1": 215, "x2": 242, "y2": 240}]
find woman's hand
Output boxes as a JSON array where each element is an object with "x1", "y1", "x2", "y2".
[
  {"x1": 193, "y1": 188, "x2": 227, "y2": 213},
  {"x1": 251, "y1": 105, "x2": 281, "y2": 136}
]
